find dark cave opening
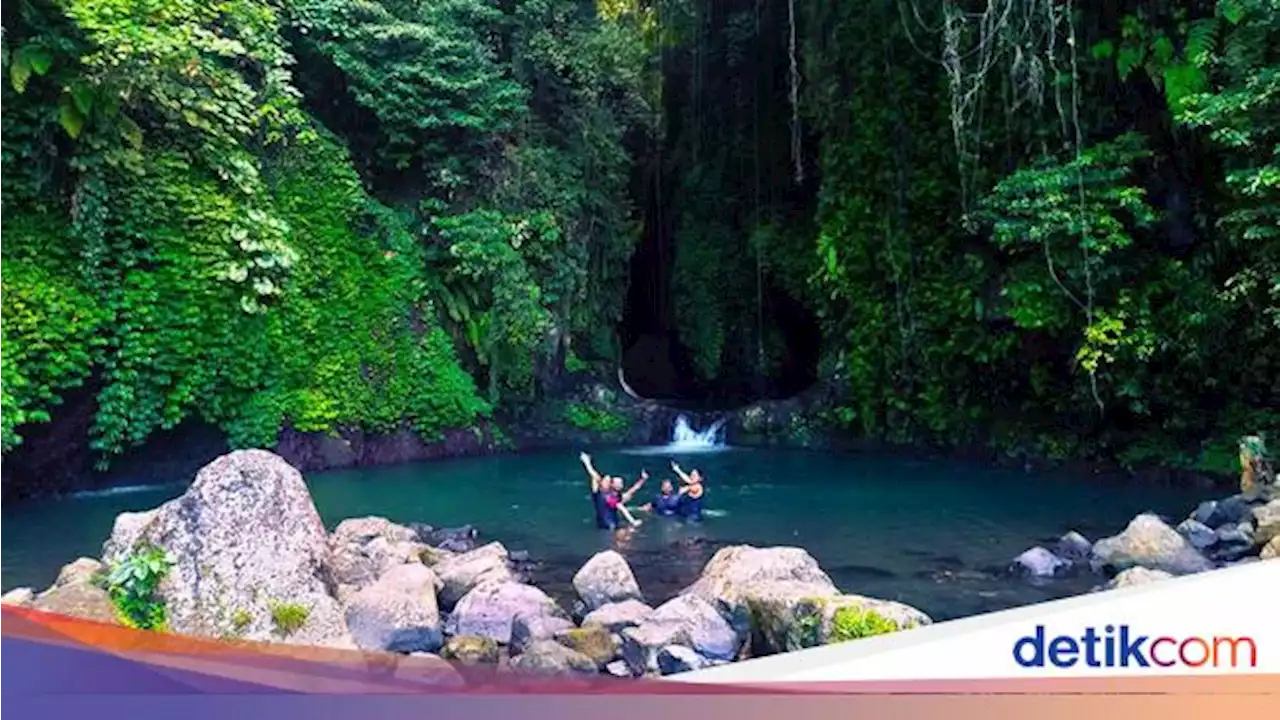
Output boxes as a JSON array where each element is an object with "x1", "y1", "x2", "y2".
[{"x1": 617, "y1": 170, "x2": 823, "y2": 411}]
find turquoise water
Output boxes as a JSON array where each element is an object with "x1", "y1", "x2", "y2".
[{"x1": 0, "y1": 447, "x2": 1207, "y2": 620}]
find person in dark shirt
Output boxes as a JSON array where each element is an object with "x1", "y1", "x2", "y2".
[
  {"x1": 580, "y1": 453, "x2": 645, "y2": 529},
  {"x1": 671, "y1": 461, "x2": 706, "y2": 522},
  {"x1": 640, "y1": 478, "x2": 682, "y2": 517}
]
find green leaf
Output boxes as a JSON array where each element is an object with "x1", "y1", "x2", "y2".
[
  {"x1": 70, "y1": 82, "x2": 94, "y2": 115},
  {"x1": 58, "y1": 96, "x2": 86, "y2": 139},
  {"x1": 1221, "y1": 0, "x2": 1245, "y2": 25},
  {"x1": 10, "y1": 54, "x2": 31, "y2": 93},
  {"x1": 1151, "y1": 35, "x2": 1175, "y2": 66},
  {"x1": 1090, "y1": 40, "x2": 1115, "y2": 60},
  {"x1": 1116, "y1": 45, "x2": 1145, "y2": 80},
  {"x1": 24, "y1": 45, "x2": 53, "y2": 76}
]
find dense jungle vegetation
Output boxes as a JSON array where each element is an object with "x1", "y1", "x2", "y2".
[{"x1": 2, "y1": 0, "x2": 1277, "y2": 480}]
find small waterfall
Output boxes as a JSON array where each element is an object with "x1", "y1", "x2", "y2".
[
  {"x1": 670, "y1": 415, "x2": 726, "y2": 449},
  {"x1": 619, "y1": 412, "x2": 730, "y2": 456}
]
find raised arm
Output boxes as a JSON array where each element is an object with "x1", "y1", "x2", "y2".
[
  {"x1": 670, "y1": 461, "x2": 694, "y2": 485},
  {"x1": 621, "y1": 470, "x2": 649, "y2": 504},
  {"x1": 580, "y1": 452, "x2": 603, "y2": 493}
]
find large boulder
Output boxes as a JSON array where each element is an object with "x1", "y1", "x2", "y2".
[
  {"x1": 1260, "y1": 536, "x2": 1279, "y2": 560},
  {"x1": 683, "y1": 545, "x2": 837, "y2": 637},
  {"x1": 331, "y1": 516, "x2": 418, "y2": 547},
  {"x1": 811, "y1": 595, "x2": 929, "y2": 643},
  {"x1": 1175, "y1": 519, "x2": 1218, "y2": 551},
  {"x1": 101, "y1": 509, "x2": 160, "y2": 562},
  {"x1": 1100, "y1": 566, "x2": 1174, "y2": 591},
  {"x1": 329, "y1": 517, "x2": 425, "y2": 593},
  {"x1": 749, "y1": 588, "x2": 929, "y2": 654},
  {"x1": 433, "y1": 542, "x2": 514, "y2": 610},
  {"x1": 656, "y1": 645, "x2": 710, "y2": 675},
  {"x1": 344, "y1": 564, "x2": 444, "y2": 653},
  {"x1": 620, "y1": 594, "x2": 740, "y2": 674},
  {"x1": 553, "y1": 625, "x2": 620, "y2": 668},
  {"x1": 31, "y1": 584, "x2": 118, "y2": 624},
  {"x1": 53, "y1": 558, "x2": 105, "y2": 589},
  {"x1": 1252, "y1": 499, "x2": 1280, "y2": 546},
  {"x1": 508, "y1": 640, "x2": 597, "y2": 677},
  {"x1": 582, "y1": 599, "x2": 654, "y2": 632},
  {"x1": 1090, "y1": 513, "x2": 1213, "y2": 575},
  {"x1": 1204, "y1": 496, "x2": 1253, "y2": 528},
  {"x1": 1, "y1": 588, "x2": 35, "y2": 607},
  {"x1": 446, "y1": 580, "x2": 567, "y2": 644},
  {"x1": 440, "y1": 635, "x2": 501, "y2": 665},
  {"x1": 572, "y1": 550, "x2": 643, "y2": 611},
  {"x1": 100, "y1": 450, "x2": 353, "y2": 647},
  {"x1": 510, "y1": 613, "x2": 575, "y2": 654},
  {"x1": 1210, "y1": 522, "x2": 1255, "y2": 562}
]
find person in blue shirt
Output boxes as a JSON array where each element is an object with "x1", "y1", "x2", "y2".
[{"x1": 640, "y1": 478, "x2": 683, "y2": 517}]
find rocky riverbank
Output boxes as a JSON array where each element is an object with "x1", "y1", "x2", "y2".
[
  {"x1": 0, "y1": 450, "x2": 931, "y2": 678},
  {"x1": 1007, "y1": 486, "x2": 1279, "y2": 589}
]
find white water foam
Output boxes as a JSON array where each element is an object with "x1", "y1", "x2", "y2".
[{"x1": 620, "y1": 414, "x2": 730, "y2": 456}]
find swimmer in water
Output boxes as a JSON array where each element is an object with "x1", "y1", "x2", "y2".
[
  {"x1": 608, "y1": 471, "x2": 647, "y2": 528},
  {"x1": 580, "y1": 453, "x2": 644, "y2": 529},
  {"x1": 670, "y1": 461, "x2": 706, "y2": 522},
  {"x1": 640, "y1": 478, "x2": 682, "y2": 517}
]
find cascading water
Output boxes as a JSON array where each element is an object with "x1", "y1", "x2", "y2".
[
  {"x1": 619, "y1": 413, "x2": 728, "y2": 456},
  {"x1": 670, "y1": 415, "x2": 726, "y2": 448}
]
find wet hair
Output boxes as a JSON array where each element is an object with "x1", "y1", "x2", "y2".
[{"x1": 660, "y1": 479, "x2": 674, "y2": 493}]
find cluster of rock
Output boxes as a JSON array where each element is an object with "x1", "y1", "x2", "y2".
[
  {"x1": 1, "y1": 450, "x2": 930, "y2": 679},
  {"x1": 1010, "y1": 487, "x2": 1279, "y2": 589}
]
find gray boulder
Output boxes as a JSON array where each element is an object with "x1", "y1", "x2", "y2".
[
  {"x1": 100, "y1": 450, "x2": 354, "y2": 647},
  {"x1": 329, "y1": 516, "x2": 425, "y2": 592},
  {"x1": 1091, "y1": 513, "x2": 1213, "y2": 575},
  {"x1": 683, "y1": 545, "x2": 837, "y2": 638},
  {"x1": 1, "y1": 588, "x2": 35, "y2": 607},
  {"x1": 657, "y1": 645, "x2": 710, "y2": 675},
  {"x1": 1100, "y1": 566, "x2": 1173, "y2": 590},
  {"x1": 510, "y1": 613, "x2": 575, "y2": 654},
  {"x1": 572, "y1": 550, "x2": 643, "y2": 611},
  {"x1": 1192, "y1": 500, "x2": 1219, "y2": 526},
  {"x1": 1010, "y1": 547, "x2": 1067, "y2": 578},
  {"x1": 604, "y1": 659, "x2": 634, "y2": 678},
  {"x1": 1208, "y1": 496, "x2": 1253, "y2": 528},
  {"x1": 101, "y1": 509, "x2": 159, "y2": 562},
  {"x1": 620, "y1": 594, "x2": 740, "y2": 674},
  {"x1": 433, "y1": 542, "x2": 514, "y2": 610},
  {"x1": 331, "y1": 516, "x2": 418, "y2": 547},
  {"x1": 344, "y1": 563, "x2": 444, "y2": 653},
  {"x1": 446, "y1": 580, "x2": 566, "y2": 644},
  {"x1": 553, "y1": 624, "x2": 620, "y2": 668},
  {"x1": 1053, "y1": 531, "x2": 1093, "y2": 565},
  {"x1": 509, "y1": 639, "x2": 597, "y2": 677},
  {"x1": 1210, "y1": 522, "x2": 1255, "y2": 561},
  {"x1": 1175, "y1": 519, "x2": 1218, "y2": 551},
  {"x1": 440, "y1": 635, "x2": 501, "y2": 665},
  {"x1": 53, "y1": 558, "x2": 105, "y2": 589},
  {"x1": 582, "y1": 599, "x2": 654, "y2": 632},
  {"x1": 1253, "y1": 499, "x2": 1280, "y2": 546},
  {"x1": 31, "y1": 584, "x2": 118, "y2": 624},
  {"x1": 1262, "y1": 535, "x2": 1280, "y2": 560}
]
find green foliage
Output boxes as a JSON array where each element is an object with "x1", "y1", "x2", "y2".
[
  {"x1": 103, "y1": 543, "x2": 175, "y2": 630},
  {"x1": 269, "y1": 601, "x2": 309, "y2": 636},
  {"x1": 2, "y1": 0, "x2": 647, "y2": 469},
  {"x1": 828, "y1": 606, "x2": 900, "y2": 643},
  {"x1": 562, "y1": 401, "x2": 629, "y2": 434},
  {"x1": 231, "y1": 608, "x2": 253, "y2": 633}
]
